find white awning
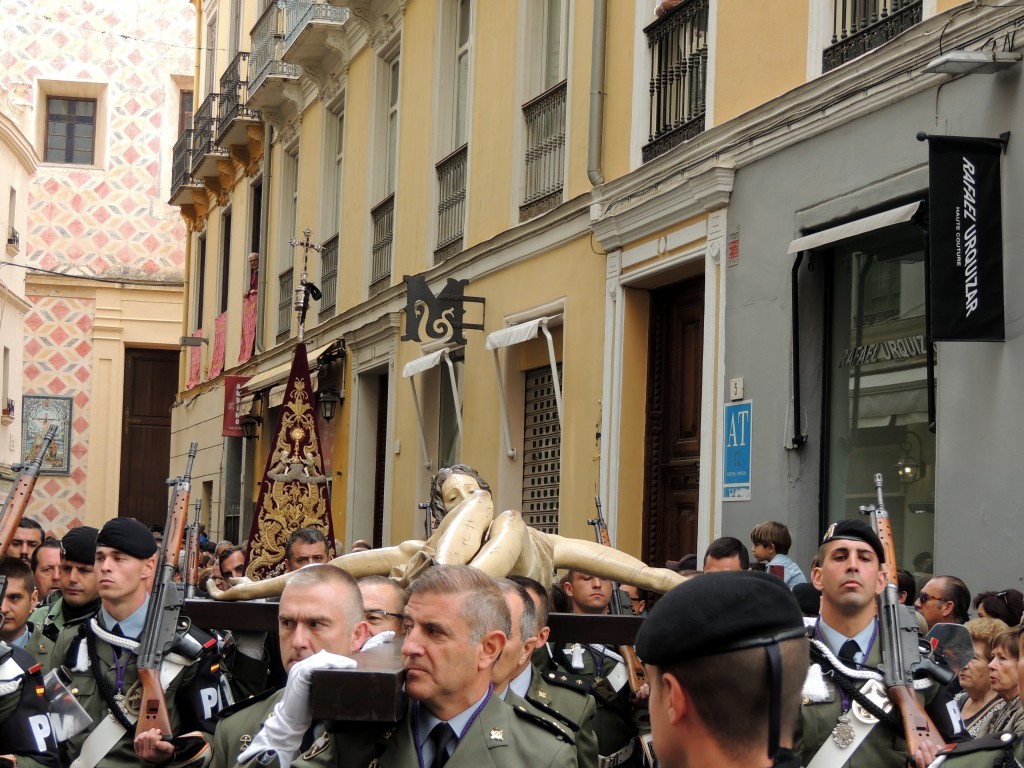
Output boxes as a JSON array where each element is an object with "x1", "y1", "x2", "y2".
[
  {"x1": 240, "y1": 341, "x2": 338, "y2": 394},
  {"x1": 787, "y1": 202, "x2": 921, "y2": 254},
  {"x1": 484, "y1": 316, "x2": 563, "y2": 461},
  {"x1": 402, "y1": 348, "x2": 463, "y2": 470}
]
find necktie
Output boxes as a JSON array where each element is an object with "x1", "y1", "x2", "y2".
[
  {"x1": 429, "y1": 722, "x2": 456, "y2": 768},
  {"x1": 838, "y1": 639, "x2": 860, "y2": 666}
]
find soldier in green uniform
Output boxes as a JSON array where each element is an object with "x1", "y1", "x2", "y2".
[
  {"x1": 796, "y1": 519, "x2": 960, "y2": 768},
  {"x1": 0, "y1": 556, "x2": 55, "y2": 667},
  {"x1": 493, "y1": 578, "x2": 598, "y2": 768},
  {"x1": 52, "y1": 517, "x2": 229, "y2": 767},
  {"x1": 211, "y1": 564, "x2": 372, "y2": 768},
  {"x1": 538, "y1": 570, "x2": 645, "y2": 768},
  {"x1": 28, "y1": 526, "x2": 101, "y2": 667},
  {"x1": 635, "y1": 570, "x2": 808, "y2": 768},
  {"x1": 250, "y1": 565, "x2": 576, "y2": 768}
]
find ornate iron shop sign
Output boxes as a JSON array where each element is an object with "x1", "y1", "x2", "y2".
[{"x1": 401, "y1": 274, "x2": 484, "y2": 347}]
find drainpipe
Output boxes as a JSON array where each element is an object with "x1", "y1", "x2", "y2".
[
  {"x1": 587, "y1": 0, "x2": 608, "y2": 186},
  {"x1": 255, "y1": 115, "x2": 272, "y2": 354}
]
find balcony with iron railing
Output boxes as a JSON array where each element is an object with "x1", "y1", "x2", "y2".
[
  {"x1": 169, "y1": 128, "x2": 202, "y2": 205},
  {"x1": 519, "y1": 81, "x2": 567, "y2": 222},
  {"x1": 434, "y1": 144, "x2": 468, "y2": 264},
  {"x1": 823, "y1": 0, "x2": 922, "y2": 72},
  {"x1": 642, "y1": 0, "x2": 709, "y2": 164},
  {"x1": 249, "y1": 1, "x2": 301, "y2": 111},
  {"x1": 1, "y1": 398, "x2": 13, "y2": 425},
  {"x1": 218, "y1": 52, "x2": 261, "y2": 146},
  {"x1": 282, "y1": 0, "x2": 351, "y2": 67},
  {"x1": 191, "y1": 93, "x2": 230, "y2": 178},
  {"x1": 319, "y1": 234, "x2": 338, "y2": 320},
  {"x1": 6, "y1": 226, "x2": 18, "y2": 256},
  {"x1": 369, "y1": 194, "x2": 395, "y2": 297}
]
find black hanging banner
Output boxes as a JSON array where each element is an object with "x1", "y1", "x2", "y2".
[{"x1": 926, "y1": 134, "x2": 1005, "y2": 341}]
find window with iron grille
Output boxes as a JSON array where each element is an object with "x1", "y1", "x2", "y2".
[
  {"x1": 45, "y1": 97, "x2": 96, "y2": 165},
  {"x1": 195, "y1": 235, "x2": 207, "y2": 329},
  {"x1": 521, "y1": 363, "x2": 562, "y2": 534},
  {"x1": 277, "y1": 267, "x2": 293, "y2": 342},
  {"x1": 319, "y1": 234, "x2": 338, "y2": 318}
]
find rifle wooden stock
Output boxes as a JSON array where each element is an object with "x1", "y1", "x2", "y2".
[
  {"x1": 137, "y1": 666, "x2": 173, "y2": 735},
  {"x1": 135, "y1": 442, "x2": 198, "y2": 739},
  {"x1": 589, "y1": 496, "x2": 648, "y2": 694},
  {"x1": 0, "y1": 425, "x2": 57, "y2": 556},
  {"x1": 866, "y1": 473, "x2": 943, "y2": 756}
]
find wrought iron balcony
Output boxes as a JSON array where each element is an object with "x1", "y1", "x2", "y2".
[
  {"x1": 283, "y1": 0, "x2": 350, "y2": 67},
  {"x1": 191, "y1": 93, "x2": 230, "y2": 178},
  {"x1": 249, "y1": 1, "x2": 301, "y2": 111},
  {"x1": 434, "y1": 144, "x2": 468, "y2": 264},
  {"x1": 519, "y1": 81, "x2": 567, "y2": 222},
  {"x1": 642, "y1": 0, "x2": 708, "y2": 164},
  {"x1": 218, "y1": 52, "x2": 261, "y2": 146},
  {"x1": 823, "y1": 0, "x2": 922, "y2": 72},
  {"x1": 169, "y1": 128, "x2": 202, "y2": 205},
  {"x1": 369, "y1": 193, "x2": 395, "y2": 297},
  {"x1": 6, "y1": 225, "x2": 18, "y2": 254}
]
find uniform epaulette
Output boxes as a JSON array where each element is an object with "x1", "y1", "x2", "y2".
[
  {"x1": 943, "y1": 732, "x2": 1017, "y2": 755},
  {"x1": 525, "y1": 695, "x2": 581, "y2": 732},
  {"x1": 215, "y1": 687, "x2": 278, "y2": 720},
  {"x1": 510, "y1": 704, "x2": 576, "y2": 745},
  {"x1": 543, "y1": 670, "x2": 589, "y2": 692}
]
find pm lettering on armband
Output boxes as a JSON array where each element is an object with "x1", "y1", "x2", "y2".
[
  {"x1": 29, "y1": 714, "x2": 53, "y2": 752},
  {"x1": 200, "y1": 687, "x2": 220, "y2": 721}
]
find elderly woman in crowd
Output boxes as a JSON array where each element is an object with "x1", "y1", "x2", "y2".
[
  {"x1": 980, "y1": 626, "x2": 1024, "y2": 736},
  {"x1": 974, "y1": 589, "x2": 1024, "y2": 627},
  {"x1": 957, "y1": 617, "x2": 1010, "y2": 736}
]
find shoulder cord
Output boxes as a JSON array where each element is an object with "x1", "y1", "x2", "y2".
[
  {"x1": 82, "y1": 623, "x2": 134, "y2": 732},
  {"x1": 809, "y1": 641, "x2": 900, "y2": 729}
]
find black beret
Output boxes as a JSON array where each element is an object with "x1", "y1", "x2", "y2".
[
  {"x1": 96, "y1": 518, "x2": 158, "y2": 559},
  {"x1": 820, "y1": 519, "x2": 885, "y2": 563},
  {"x1": 792, "y1": 583, "x2": 822, "y2": 616},
  {"x1": 61, "y1": 526, "x2": 98, "y2": 564},
  {"x1": 636, "y1": 571, "x2": 806, "y2": 665}
]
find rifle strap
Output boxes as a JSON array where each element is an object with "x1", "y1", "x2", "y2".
[
  {"x1": 69, "y1": 628, "x2": 188, "y2": 768},
  {"x1": 810, "y1": 642, "x2": 901, "y2": 728}
]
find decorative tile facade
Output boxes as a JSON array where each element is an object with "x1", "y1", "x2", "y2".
[{"x1": 5, "y1": 0, "x2": 194, "y2": 534}]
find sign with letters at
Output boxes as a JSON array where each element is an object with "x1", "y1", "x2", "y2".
[
  {"x1": 926, "y1": 134, "x2": 1005, "y2": 341},
  {"x1": 723, "y1": 401, "x2": 752, "y2": 501}
]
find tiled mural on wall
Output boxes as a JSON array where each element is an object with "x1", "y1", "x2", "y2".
[
  {"x1": 4, "y1": 0, "x2": 194, "y2": 533},
  {"x1": 23, "y1": 296, "x2": 94, "y2": 536}
]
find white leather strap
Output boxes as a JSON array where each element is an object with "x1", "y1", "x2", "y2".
[
  {"x1": 69, "y1": 656, "x2": 187, "y2": 768},
  {"x1": 805, "y1": 679, "x2": 892, "y2": 768}
]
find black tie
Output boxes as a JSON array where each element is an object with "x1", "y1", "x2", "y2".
[
  {"x1": 429, "y1": 722, "x2": 456, "y2": 768},
  {"x1": 839, "y1": 639, "x2": 860, "y2": 666}
]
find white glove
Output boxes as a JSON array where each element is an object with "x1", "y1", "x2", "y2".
[
  {"x1": 360, "y1": 630, "x2": 395, "y2": 652},
  {"x1": 237, "y1": 649, "x2": 357, "y2": 767}
]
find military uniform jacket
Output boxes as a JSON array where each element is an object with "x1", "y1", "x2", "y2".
[
  {"x1": 539, "y1": 643, "x2": 639, "y2": 764},
  {"x1": 24, "y1": 620, "x2": 56, "y2": 670},
  {"x1": 279, "y1": 695, "x2": 576, "y2": 768},
  {"x1": 211, "y1": 688, "x2": 282, "y2": 768},
  {"x1": 52, "y1": 614, "x2": 229, "y2": 766},
  {"x1": 0, "y1": 642, "x2": 60, "y2": 767},
  {"x1": 932, "y1": 732, "x2": 1024, "y2": 767},
  {"x1": 796, "y1": 634, "x2": 934, "y2": 768},
  {"x1": 525, "y1": 665, "x2": 599, "y2": 768}
]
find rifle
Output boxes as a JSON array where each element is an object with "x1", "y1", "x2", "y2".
[
  {"x1": 183, "y1": 499, "x2": 202, "y2": 600},
  {"x1": 861, "y1": 473, "x2": 943, "y2": 754},
  {"x1": 0, "y1": 425, "x2": 58, "y2": 555},
  {"x1": 0, "y1": 425, "x2": 58, "y2": 607},
  {"x1": 135, "y1": 442, "x2": 200, "y2": 737},
  {"x1": 587, "y1": 496, "x2": 647, "y2": 695}
]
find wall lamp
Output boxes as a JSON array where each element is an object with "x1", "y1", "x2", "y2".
[
  {"x1": 179, "y1": 336, "x2": 209, "y2": 347},
  {"x1": 896, "y1": 431, "x2": 926, "y2": 486},
  {"x1": 923, "y1": 50, "x2": 1022, "y2": 75},
  {"x1": 240, "y1": 394, "x2": 263, "y2": 440},
  {"x1": 317, "y1": 388, "x2": 342, "y2": 422}
]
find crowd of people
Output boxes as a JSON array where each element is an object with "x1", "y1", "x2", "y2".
[{"x1": 2, "y1": 510, "x2": 1024, "y2": 767}]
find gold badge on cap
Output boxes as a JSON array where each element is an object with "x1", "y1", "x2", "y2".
[{"x1": 490, "y1": 728, "x2": 504, "y2": 741}]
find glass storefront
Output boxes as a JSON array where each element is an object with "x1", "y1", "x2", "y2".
[{"x1": 825, "y1": 221, "x2": 934, "y2": 578}]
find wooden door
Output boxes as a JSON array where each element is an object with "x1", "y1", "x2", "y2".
[
  {"x1": 643, "y1": 279, "x2": 704, "y2": 566},
  {"x1": 371, "y1": 372, "x2": 389, "y2": 548},
  {"x1": 118, "y1": 349, "x2": 177, "y2": 526}
]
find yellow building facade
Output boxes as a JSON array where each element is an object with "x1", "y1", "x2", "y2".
[{"x1": 172, "y1": 0, "x2": 971, "y2": 567}]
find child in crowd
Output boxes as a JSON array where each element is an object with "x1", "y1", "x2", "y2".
[{"x1": 750, "y1": 520, "x2": 807, "y2": 589}]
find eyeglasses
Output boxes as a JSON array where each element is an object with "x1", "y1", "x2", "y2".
[
  {"x1": 365, "y1": 610, "x2": 403, "y2": 625},
  {"x1": 917, "y1": 591, "x2": 949, "y2": 605}
]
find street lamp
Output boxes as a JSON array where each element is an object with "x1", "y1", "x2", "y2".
[
  {"x1": 239, "y1": 413, "x2": 262, "y2": 440},
  {"x1": 317, "y1": 389, "x2": 341, "y2": 422}
]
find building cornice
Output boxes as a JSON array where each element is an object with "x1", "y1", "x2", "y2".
[
  {"x1": 0, "y1": 104, "x2": 39, "y2": 175},
  {"x1": 592, "y1": 3, "x2": 1024, "y2": 247}
]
